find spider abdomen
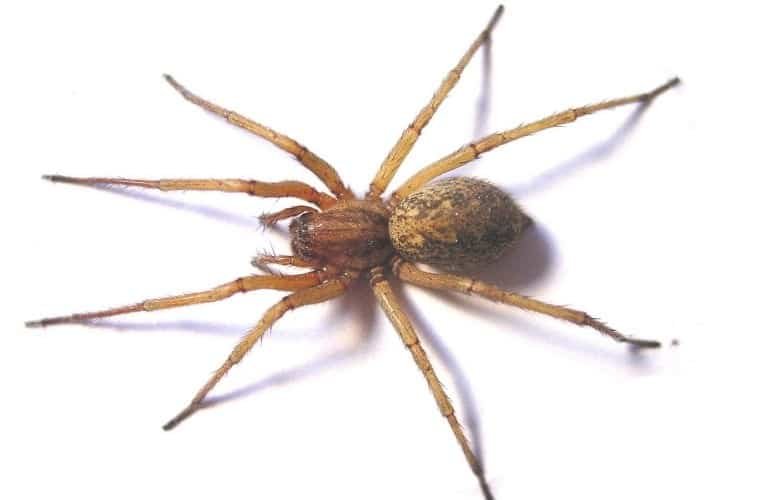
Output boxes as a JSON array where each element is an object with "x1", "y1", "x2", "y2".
[
  {"x1": 389, "y1": 177, "x2": 531, "y2": 270},
  {"x1": 290, "y1": 200, "x2": 393, "y2": 270}
]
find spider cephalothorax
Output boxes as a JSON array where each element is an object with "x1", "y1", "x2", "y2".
[
  {"x1": 290, "y1": 199, "x2": 393, "y2": 270},
  {"x1": 27, "y1": 5, "x2": 678, "y2": 500}
]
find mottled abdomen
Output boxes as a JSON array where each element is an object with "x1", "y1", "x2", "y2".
[{"x1": 389, "y1": 177, "x2": 531, "y2": 270}]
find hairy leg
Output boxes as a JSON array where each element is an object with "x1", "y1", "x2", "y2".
[
  {"x1": 26, "y1": 270, "x2": 332, "y2": 328},
  {"x1": 392, "y1": 77, "x2": 680, "y2": 202},
  {"x1": 259, "y1": 205, "x2": 318, "y2": 226},
  {"x1": 44, "y1": 175, "x2": 336, "y2": 209},
  {"x1": 369, "y1": 267, "x2": 494, "y2": 500},
  {"x1": 393, "y1": 258, "x2": 660, "y2": 348},
  {"x1": 163, "y1": 274, "x2": 352, "y2": 430},
  {"x1": 252, "y1": 255, "x2": 318, "y2": 269},
  {"x1": 164, "y1": 74, "x2": 352, "y2": 199},
  {"x1": 367, "y1": 5, "x2": 504, "y2": 198}
]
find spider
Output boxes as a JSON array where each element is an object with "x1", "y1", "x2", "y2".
[{"x1": 26, "y1": 5, "x2": 679, "y2": 500}]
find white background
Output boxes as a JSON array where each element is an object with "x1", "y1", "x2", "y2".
[{"x1": 2, "y1": 1, "x2": 766, "y2": 499}]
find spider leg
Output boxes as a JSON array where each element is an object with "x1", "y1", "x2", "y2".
[
  {"x1": 392, "y1": 77, "x2": 681, "y2": 202},
  {"x1": 251, "y1": 254, "x2": 318, "y2": 269},
  {"x1": 369, "y1": 267, "x2": 494, "y2": 500},
  {"x1": 393, "y1": 258, "x2": 661, "y2": 348},
  {"x1": 367, "y1": 5, "x2": 504, "y2": 198},
  {"x1": 163, "y1": 274, "x2": 352, "y2": 430},
  {"x1": 251, "y1": 254, "x2": 320, "y2": 276},
  {"x1": 25, "y1": 271, "x2": 331, "y2": 328},
  {"x1": 259, "y1": 205, "x2": 317, "y2": 226},
  {"x1": 164, "y1": 74, "x2": 352, "y2": 200},
  {"x1": 44, "y1": 175, "x2": 337, "y2": 209}
]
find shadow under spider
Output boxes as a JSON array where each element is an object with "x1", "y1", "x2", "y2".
[
  {"x1": 82, "y1": 319, "x2": 251, "y2": 336},
  {"x1": 508, "y1": 102, "x2": 654, "y2": 197},
  {"x1": 80, "y1": 279, "x2": 378, "y2": 415},
  {"x1": 471, "y1": 101, "x2": 655, "y2": 291},
  {"x1": 390, "y1": 278, "x2": 490, "y2": 470},
  {"x1": 201, "y1": 279, "x2": 377, "y2": 410},
  {"x1": 473, "y1": 33, "x2": 493, "y2": 139},
  {"x1": 409, "y1": 279, "x2": 659, "y2": 374},
  {"x1": 471, "y1": 222, "x2": 556, "y2": 290},
  {"x1": 77, "y1": 184, "x2": 265, "y2": 230}
]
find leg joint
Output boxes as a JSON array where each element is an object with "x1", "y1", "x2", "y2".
[
  {"x1": 280, "y1": 295, "x2": 297, "y2": 311},
  {"x1": 408, "y1": 122, "x2": 422, "y2": 137},
  {"x1": 389, "y1": 256, "x2": 404, "y2": 276},
  {"x1": 368, "y1": 267, "x2": 387, "y2": 287}
]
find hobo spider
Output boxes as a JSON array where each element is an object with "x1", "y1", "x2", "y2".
[{"x1": 26, "y1": 5, "x2": 679, "y2": 499}]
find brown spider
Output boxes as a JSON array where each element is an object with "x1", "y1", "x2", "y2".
[{"x1": 26, "y1": 5, "x2": 678, "y2": 499}]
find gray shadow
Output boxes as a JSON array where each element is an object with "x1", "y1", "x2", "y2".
[
  {"x1": 467, "y1": 222, "x2": 555, "y2": 291},
  {"x1": 473, "y1": 34, "x2": 493, "y2": 139},
  {"x1": 79, "y1": 278, "x2": 378, "y2": 413},
  {"x1": 508, "y1": 102, "x2": 653, "y2": 197},
  {"x1": 83, "y1": 319, "x2": 250, "y2": 336},
  {"x1": 407, "y1": 283, "x2": 658, "y2": 374},
  {"x1": 450, "y1": 103, "x2": 655, "y2": 295},
  {"x1": 390, "y1": 279, "x2": 489, "y2": 471},
  {"x1": 54, "y1": 183, "x2": 263, "y2": 230},
  {"x1": 202, "y1": 344, "x2": 363, "y2": 409},
  {"x1": 203, "y1": 278, "x2": 377, "y2": 409},
  {"x1": 81, "y1": 276, "x2": 374, "y2": 343}
]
